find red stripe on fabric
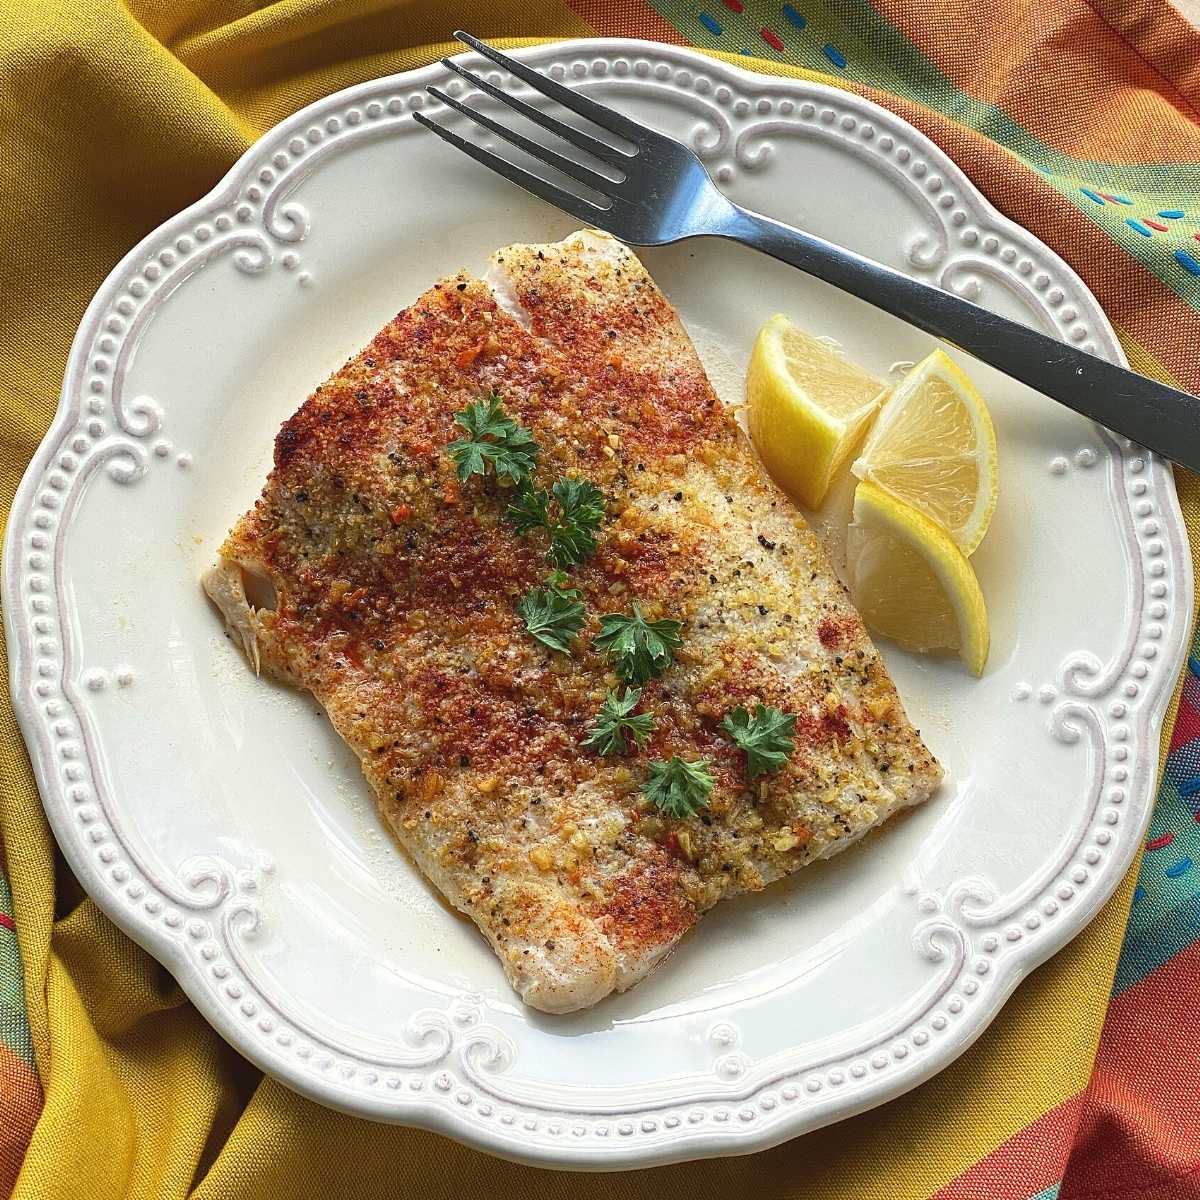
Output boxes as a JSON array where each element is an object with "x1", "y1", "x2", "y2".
[
  {"x1": 1169, "y1": 694, "x2": 1200, "y2": 752},
  {"x1": 0, "y1": 913, "x2": 13, "y2": 931},
  {"x1": 0, "y1": 1044, "x2": 41, "y2": 1198},
  {"x1": 760, "y1": 27, "x2": 784, "y2": 51},
  {"x1": 1061, "y1": 942, "x2": 1200, "y2": 1194},
  {"x1": 1147, "y1": 832, "x2": 1176, "y2": 851},
  {"x1": 559, "y1": 0, "x2": 688, "y2": 43},
  {"x1": 722, "y1": 0, "x2": 744, "y2": 11},
  {"x1": 1144, "y1": 219, "x2": 1170, "y2": 231},
  {"x1": 932, "y1": 1094, "x2": 1083, "y2": 1199}
]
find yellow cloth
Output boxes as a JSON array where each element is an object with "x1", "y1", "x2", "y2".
[{"x1": 0, "y1": 2, "x2": 1189, "y2": 1197}]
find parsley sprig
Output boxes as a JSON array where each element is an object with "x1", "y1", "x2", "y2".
[
  {"x1": 722, "y1": 704, "x2": 797, "y2": 779},
  {"x1": 582, "y1": 688, "x2": 655, "y2": 756},
  {"x1": 547, "y1": 479, "x2": 605, "y2": 566},
  {"x1": 448, "y1": 394, "x2": 539, "y2": 486},
  {"x1": 516, "y1": 573, "x2": 585, "y2": 654},
  {"x1": 643, "y1": 757, "x2": 713, "y2": 819},
  {"x1": 507, "y1": 482, "x2": 551, "y2": 535},
  {"x1": 594, "y1": 604, "x2": 684, "y2": 684},
  {"x1": 509, "y1": 478, "x2": 606, "y2": 567}
]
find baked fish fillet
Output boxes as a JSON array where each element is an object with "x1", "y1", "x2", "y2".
[{"x1": 204, "y1": 230, "x2": 941, "y2": 1013}]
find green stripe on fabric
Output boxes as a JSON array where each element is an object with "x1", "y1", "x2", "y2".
[
  {"x1": 1045, "y1": 178, "x2": 1200, "y2": 308},
  {"x1": 1113, "y1": 888, "x2": 1200, "y2": 994},
  {"x1": 0, "y1": 868, "x2": 35, "y2": 1070},
  {"x1": 646, "y1": 0, "x2": 1200, "y2": 304},
  {"x1": 1113, "y1": 705, "x2": 1200, "y2": 993}
]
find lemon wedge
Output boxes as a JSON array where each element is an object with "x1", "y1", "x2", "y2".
[
  {"x1": 747, "y1": 314, "x2": 888, "y2": 509},
  {"x1": 852, "y1": 349, "x2": 997, "y2": 555},
  {"x1": 847, "y1": 481, "x2": 989, "y2": 676}
]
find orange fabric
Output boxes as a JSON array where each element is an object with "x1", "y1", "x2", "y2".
[{"x1": 871, "y1": 0, "x2": 1200, "y2": 161}]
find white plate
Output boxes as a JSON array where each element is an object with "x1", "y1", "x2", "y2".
[{"x1": 5, "y1": 40, "x2": 1192, "y2": 1170}]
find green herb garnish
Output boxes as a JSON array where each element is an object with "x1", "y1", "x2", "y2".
[
  {"x1": 582, "y1": 688, "x2": 655, "y2": 756},
  {"x1": 643, "y1": 757, "x2": 713, "y2": 819},
  {"x1": 547, "y1": 478, "x2": 605, "y2": 566},
  {"x1": 516, "y1": 573, "x2": 585, "y2": 653},
  {"x1": 593, "y1": 604, "x2": 683, "y2": 684},
  {"x1": 507, "y1": 477, "x2": 606, "y2": 567},
  {"x1": 721, "y1": 704, "x2": 797, "y2": 779},
  {"x1": 448, "y1": 394, "x2": 539, "y2": 486},
  {"x1": 507, "y1": 482, "x2": 552, "y2": 536}
]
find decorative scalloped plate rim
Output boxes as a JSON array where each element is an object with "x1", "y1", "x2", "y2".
[{"x1": 5, "y1": 40, "x2": 1193, "y2": 1170}]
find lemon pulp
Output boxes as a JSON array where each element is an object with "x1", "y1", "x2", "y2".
[
  {"x1": 847, "y1": 481, "x2": 989, "y2": 676},
  {"x1": 852, "y1": 349, "x2": 997, "y2": 555},
  {"x1": 746, "y1": 314, "x2": 887, "y2": 509}
]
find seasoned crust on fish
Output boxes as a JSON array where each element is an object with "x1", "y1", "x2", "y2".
[{"x1": 204, "y1": 231, "x2": 941, "y2": 1013}]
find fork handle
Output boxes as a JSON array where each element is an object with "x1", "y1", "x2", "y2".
[{"x1": 719, "y1": 206, "x2": 1200, "y2": 472}]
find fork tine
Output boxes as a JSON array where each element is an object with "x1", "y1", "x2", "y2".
[
  {"x1": 427, "y1": 85, "x2": 619, "y2": 197},
  {"x1": 441, "y1": 58, "x2": 631, "y2": 169},
  {"x1": 412, "y1": 112, "x2": 608, "y2": 226},
  {"x1": 453, "y1": 30, "x2": 646, "y2": 144}
]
